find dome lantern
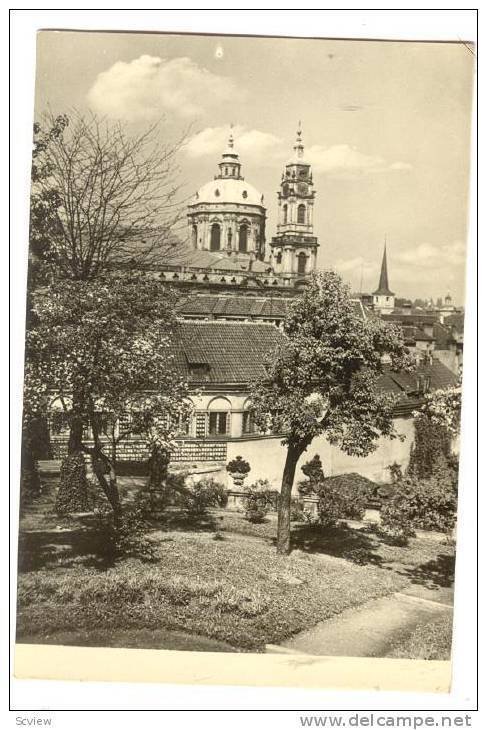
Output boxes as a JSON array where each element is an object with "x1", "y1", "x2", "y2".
[{"x1": 217, "y1": 127, "x2": 243, "y2": 180}]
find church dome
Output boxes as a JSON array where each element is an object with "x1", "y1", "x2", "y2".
[
  {"x1": 190, "y1": 130, "x2": 265, "y2": 208},
  {"x1": 193, "y1": 178, "x2": 264, "y2": 207}
]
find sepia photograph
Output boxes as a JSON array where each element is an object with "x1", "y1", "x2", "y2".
[{"x1": 14, "y1": 24, "x2": 475, "y2": 690}]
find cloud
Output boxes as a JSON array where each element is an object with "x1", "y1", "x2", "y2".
[
  {"x1": 396, "y1": 241, "x2": 466, "y2": 269},
  {"x1": 184, "y1": 125, "x2": 283, "y2": 163},
  {"x1": 87, "y1": 55, "x2": 239, "y2": 120},
  {"x1": 334, "y1": 241, "x2": 466, "y2": 295},
  {"x1": 334, "y1": 256, "x2": 376, "y2": 277},
  {"x1": 305, "y1": 144, "x2": 411, "y2": 177}
]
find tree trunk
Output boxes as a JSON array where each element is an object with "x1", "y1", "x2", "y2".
[
  {"x1": 89, "y1": 415, "x2": 122, "y2": 523},
  {"x1": 56, "y1": 399, "x2": 90, "y2": 515},
  {"x1": 276, "y1": 444, "x2": 303, "y2": 555},
  {"x1": 92, "y1": 450, "x2": 122, "y2": 524}
]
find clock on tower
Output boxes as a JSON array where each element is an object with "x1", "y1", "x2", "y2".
[{"x1": 270, "y1": 123, "x2": 319, "y2": 280}]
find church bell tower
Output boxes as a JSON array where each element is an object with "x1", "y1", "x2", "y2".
[{"x1": 270, "y1": 123, "x2": 319, "y2": 280}]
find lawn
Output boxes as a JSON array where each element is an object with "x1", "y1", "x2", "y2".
[
  {"x1": 17, "y1": 527, "x2": 407, "y2": 652},
  {"x1": 17, "y1": 503, "x2": 456, "y2": 653},
  {"x1": 386, "y1": 612, "x2": 454, "y2": 661}
]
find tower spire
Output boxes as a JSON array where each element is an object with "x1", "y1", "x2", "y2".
[{"x1": 373, "y1": 240, "x2": 394, "y2": 296}]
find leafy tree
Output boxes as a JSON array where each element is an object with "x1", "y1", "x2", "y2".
[
  {"x1": 26, "y1": 274, "x2": 190, "y2": 518},
  {"x1": 408, "y1": 375, "x2": 462, "y2": 481},
  {"x1": 29, "y1": 114, "x2": 69, "y2": 291},
  {"x1": 20, "y1": 115, "x2": 69, "y2": 507},
  {"x1": 417, "y1": 379, "x2": 462, "y2": 437},
  {"x1": 250, "y1": 271, "x2": 413, "y2": 554}
]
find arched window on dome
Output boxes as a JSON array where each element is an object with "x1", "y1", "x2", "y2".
[
  {"x1": 283, "y1": 204, "x2": 288, "y2": 225},
  {"x1": 238, "y1": 224, "x2": 248, "y2": 253},
  {"x1": 297, "y1": 252, "x2": 307, "y2": 275},
  {"x1": 210, "y1": 223, "x2": 221, "y2": 251},
  {"x1": 191, "y1": 224, "x2": 198, "y2": 249},
  {"x1": 297, "y1": 204, "x2": 306, "y2": 224},
  {"x1": 276, "y1": 251, "x2": 282, "y2": 265}
]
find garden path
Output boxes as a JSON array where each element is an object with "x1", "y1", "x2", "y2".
[{"x1": 266, "y1": 590, "x2": 453, "y2": 657}]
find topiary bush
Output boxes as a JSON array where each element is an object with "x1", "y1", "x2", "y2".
[
  {"x1": 226, "y1": 456, "x2": 251, "y2": 475},
  {"x1": 297, "y1": 454, "x2": 325, "y2": 496}
]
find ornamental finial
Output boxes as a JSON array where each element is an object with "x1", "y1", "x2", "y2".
[{"x1": 294, "y1": 121, "x2": 304, "y2": 158}]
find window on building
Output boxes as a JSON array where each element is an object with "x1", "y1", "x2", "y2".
[
  {"x1": 207, "y1": 397, "x2": 231, "y2": 436},
  {"x1": 209, "y1": 412, "x2": 229, "y2": 436},
  {"x1": 238, "y1": 224, "x2": 248, "y2": 253},
  {"x1": 191, "y1": 224, "x2": 198, "y2": 248},
  {"x1": 243, "y1": 409, "x2": 257, "y2": 435},
  {"x1": 297, "y1": 204, "x2": 306, "y2": 224},
  {"x1": 276, "y1": 251, "x2": 282, "y2": 265},
  {"x1": 283, "y1": 204, "x2": 288, "y2": 225},
  {"x1": 297, "y1": 252, "x2": 307, "y2": 275},
  {"x1": 210, "y1": 223, "x2": 221, "y2": 251},
  {"x1": 225, "y1": 167, "x2": 228, "y2": 175}
]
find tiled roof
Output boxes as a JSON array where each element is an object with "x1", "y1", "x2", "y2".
[
  {"x1": 170, "y1": 321, "x2": 457, "y2": 401},
  {"x1": 433, "y1": 322, "x2": 453, "y2": 349},
  {"x1": 178, "y1": 294, "x2": 292, "y2": 319},
  {"x1": 173, "y1": 321, "x2": 283, "y2": 383},
  {"x1": 383, "y1": 312, "x2": 438, "y2": 326},
  {"x1": 402, "y1": 325, "x2": 434, "y2": 343},
  {"x1": 167, "y1": 249, "x2": 272, "y2": 274}
]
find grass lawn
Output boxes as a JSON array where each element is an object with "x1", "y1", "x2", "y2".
[
  {"x1": 17, "y1": 503, "x2": 455, "y2": 653},
  {"x1": 386, "y1": 612, "x2": 453, "y2": 661},
  {"x1": 17, "y1": 526, "x2": 408, "y2": 652}
]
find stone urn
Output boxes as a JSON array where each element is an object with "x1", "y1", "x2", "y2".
[{"x1": 226, "y1": 456, "x2": 251, "y2": 490}]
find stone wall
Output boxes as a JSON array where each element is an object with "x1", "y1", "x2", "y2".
[{"x1": 50, "y1": 417, "x2": 415, "y2": 492}]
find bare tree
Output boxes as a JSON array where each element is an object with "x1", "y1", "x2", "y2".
[{"x1": 33, "y1": 110, "x2": 190, "y2": 280}]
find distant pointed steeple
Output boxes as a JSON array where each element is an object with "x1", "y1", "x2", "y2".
[{"x1": 373, "y1": 242, "x2": 394, "y2": 296}]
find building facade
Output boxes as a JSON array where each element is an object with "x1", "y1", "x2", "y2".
[{"x1": 153, "y1": 127, "x2": 319, "y2": 294}]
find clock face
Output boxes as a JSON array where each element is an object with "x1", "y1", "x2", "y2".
[{"x1": 298, "y1": 182, "x2": 308, "y2": 195}]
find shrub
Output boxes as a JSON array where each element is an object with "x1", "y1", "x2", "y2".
[
  {"x1": 182, "y1": 477, "x2": 227, "y2": 517},
  {"x1": 315, "y1": 476, "x2": 369, "y2": 528},
  {"x1": 98, "y1": 503, "x2": 156, "y2": 562},
  {"x1": 243, "y1": 479, "x2": 275, "y2": 523},
  {"x1": 380, "y1": 457, "x2": 458, "y2": 543},
  {"x1": 226, "y1": 456, "x2": 251, "y2": 475},
  {"x1": 408, "y1": 415, "x2": 451, "y2": 480}
]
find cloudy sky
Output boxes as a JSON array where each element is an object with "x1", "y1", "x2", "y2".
[{"x1": 34, "y1": 31, "x2": 474, "y2": 302}]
